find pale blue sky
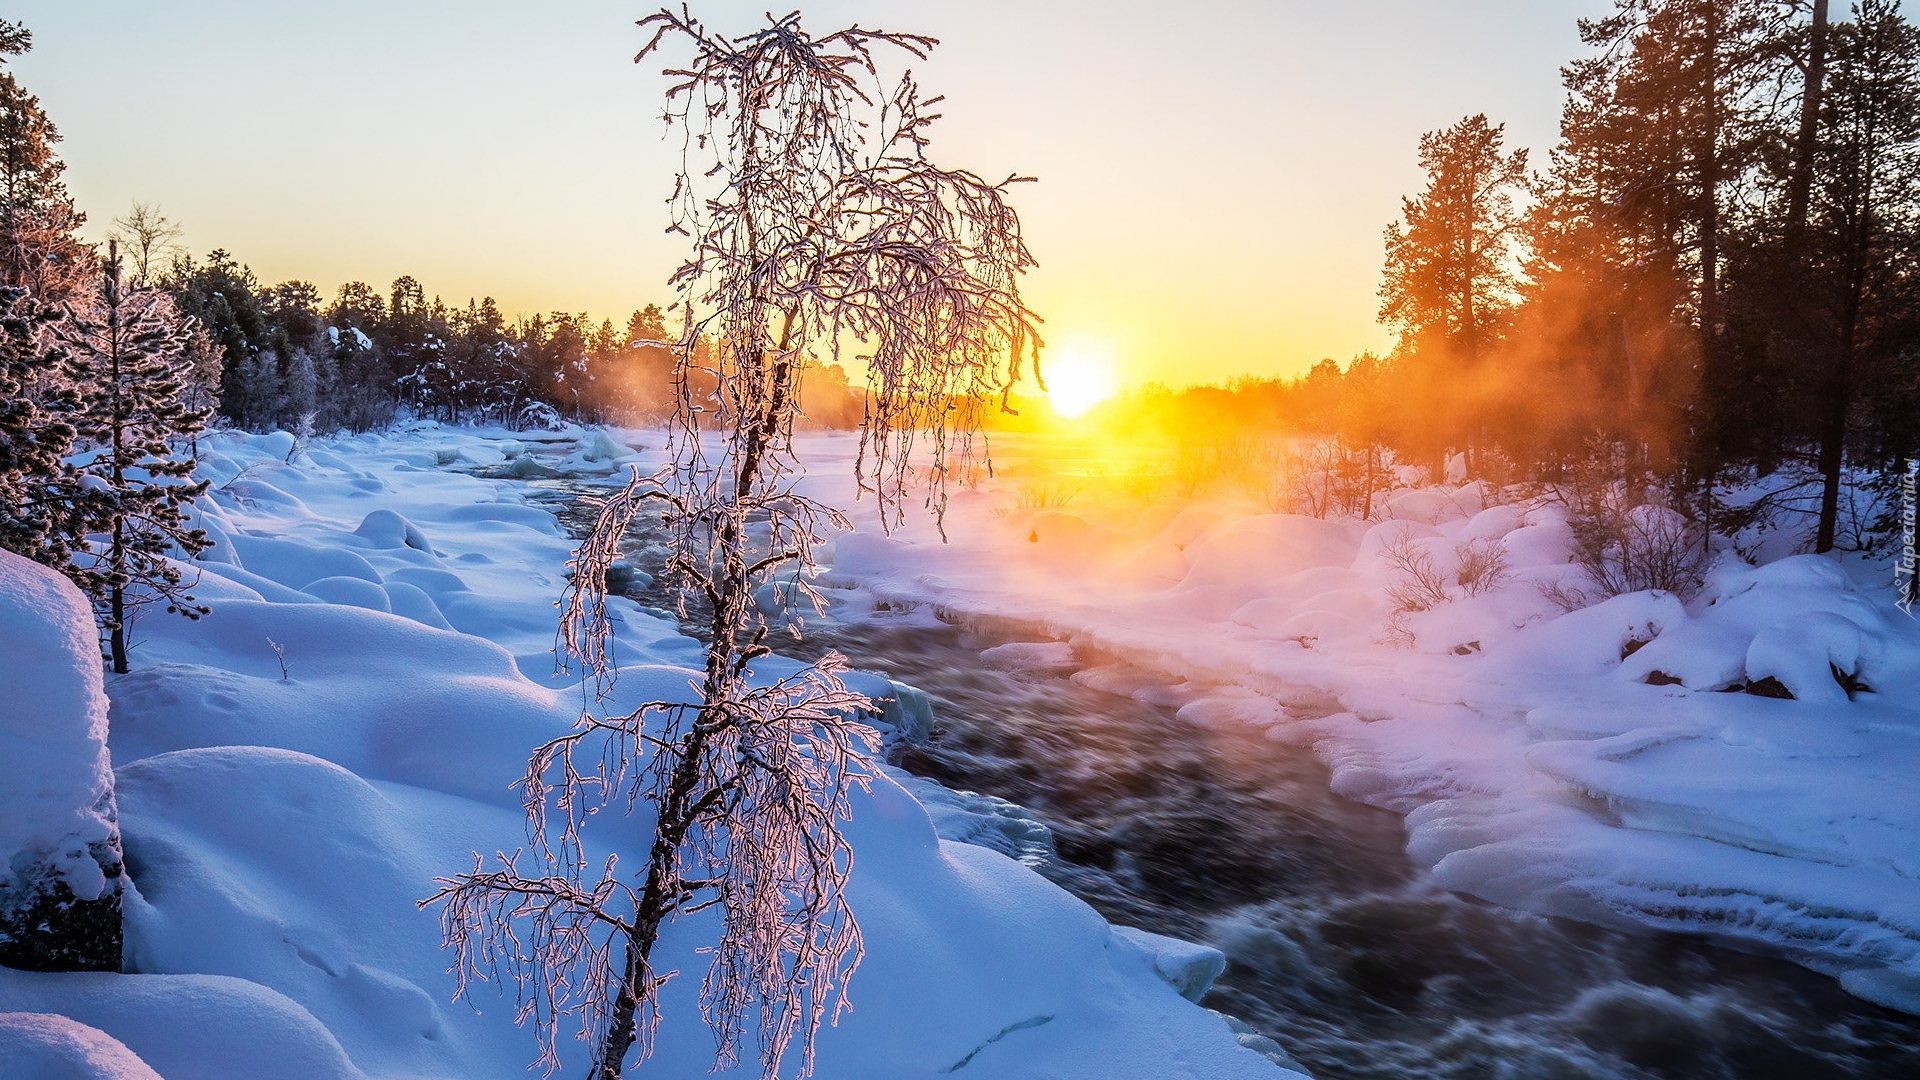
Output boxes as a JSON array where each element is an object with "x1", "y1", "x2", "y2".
[{"x1": 13, "y1": 1, "x2": 1605, "y2": 384}]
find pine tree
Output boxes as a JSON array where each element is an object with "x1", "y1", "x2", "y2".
[
  {"x1": 59, "y1": 244, "x2": 211, "y2": 673},
  {"x1": 163, "y1": 249, "x2": 271, "y2": 422},
  {"x1": 0, "y1": 20, "x2": 88, "y2": 306},
  {"x1": 1558, "y1": 0, "x2": 1785, "y2": 483},
  {"x1": 1797, "y1": 0, "x2": 1920, "y2": 550},
  {"x1": 1379, "y1": 113, "x2": 1530, "y2": 475},
  {"x1": 0, "y1": 285, "x2": 79, "y2": 567}
]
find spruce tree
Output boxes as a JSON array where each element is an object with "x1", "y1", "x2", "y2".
[
  {"x1": 0, "y1": 20, "x2": 89, "y2": 306},
  {"x1": 0, "y1": 285, "x2": 79, "y2": 567},
  {"x1": 59, "y1": 244, "x2": 211, "y2": 673}
]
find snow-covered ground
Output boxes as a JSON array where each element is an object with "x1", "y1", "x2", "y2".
[
  {"x1": 0, "y1": 424, "x2": 1300, "y2": 1079},
  {"x1": 787, "y1": 433, "x2": 1920, "y2": 1018}
]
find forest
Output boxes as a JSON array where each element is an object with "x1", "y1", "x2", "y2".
[
  {"x1": 8, "y1": 3, "x2": 1918, "y2": 581},
  {"x1": 1084, "y1": 0, "x2": 1920, "y2": 569}
]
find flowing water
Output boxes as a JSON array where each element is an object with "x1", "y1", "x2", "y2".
[{"x1": 526, "y1": 476, "x2": 1920, "y2": 1080}]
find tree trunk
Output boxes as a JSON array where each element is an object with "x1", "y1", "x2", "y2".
[
  {"x1": 109, "y1": 572, "x2": 127, "y2": 674},
  {"x1": 593, "y1": 937, "x2": 644, "y2": 1080},
  {"x1": 1787, "y1": 0, "x2": 1831, "y2": 240},
  {"x1": 1813, "y1": 343, "x2": 1851, "y2": 552},
  {"x1": 1694, "y1": 3, "x2": 1726, "y2": 539},
  {"x1": 1816, "y1": 209, "x2": 1868, "y2": 553}
]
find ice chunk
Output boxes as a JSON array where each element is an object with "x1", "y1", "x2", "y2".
[
  {"x1": 979, "y1": 641, "x2": 1078, "y2": 674},
  {"x1": 580, "y1": 428, "x2": 629, "y2": 462},
  {"x1": 1109, "y1": 925, "x2": 1228, "y2": 1003},
  {"x1": 505, "y1": 452, "x2": 555, "y2": 478},
  {"x1": 883, "y1": 767, "x2": 1056, "y2": 868}
]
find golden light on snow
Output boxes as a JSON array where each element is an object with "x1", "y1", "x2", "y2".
[{"x1": 1041, "y1": 339, "x2": 1121, "y2": 419}]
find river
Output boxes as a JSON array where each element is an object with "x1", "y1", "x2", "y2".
[{"x1": 522, "y1": 470, "x2": 1920, "y2": 1080}]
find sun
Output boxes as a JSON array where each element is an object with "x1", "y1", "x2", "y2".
[{"x1": 1042, "y1": 339, "x2": 1120, "y2": 419}]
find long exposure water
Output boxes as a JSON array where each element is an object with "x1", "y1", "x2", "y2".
[{"x1": 526, "y1": 474, "x2": 1920, "y2": 1080}]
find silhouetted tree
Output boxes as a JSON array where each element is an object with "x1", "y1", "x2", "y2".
[
  {"x1": 108, "y1": 201, "x2": 183, "y2": 285},
  {"x1": 1380, "y1": 113, "x2": 1529, "y2": 474}
]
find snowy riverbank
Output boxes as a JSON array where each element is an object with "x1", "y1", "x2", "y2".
[
  {"x1": 0, "y1": 424, "x2": 1299, "y2": 1079},
  {"x1": 785, "y1": 432, "x2": 1920, "y2": 1018}
]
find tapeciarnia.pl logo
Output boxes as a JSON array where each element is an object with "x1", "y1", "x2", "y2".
[{"x1": 1899, "y1": 460, "x2": 1916, "y2": 616}]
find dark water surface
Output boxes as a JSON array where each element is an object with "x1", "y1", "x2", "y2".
[{"x1": 532, "y1": 479, "x2": 1920, "y2": 1080}]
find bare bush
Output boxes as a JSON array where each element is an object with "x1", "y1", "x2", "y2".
[
  {"x1": 1380, "y1": 528, "x2": 1453, "y2": 614},
  {"x1": 1380, "y1": 528, "x2": 1511, "y2": 644},
  {"x1": 1455, "y1": 536, "x2": 1510, "y2": 596},
  {"x1": 1571, "y1": 502, "x2": 1706, "y2": 599},
  {"x1": 1549, "y1": 438, "x2": 1707, "y2": 603},
  {"x1": 1015, "y1": 479, "x2": 1081, "y2": 511}
]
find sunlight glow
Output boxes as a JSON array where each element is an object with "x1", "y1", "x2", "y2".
[{"x1": 1041, "y1": 339, "x2": 1120, "y2": 419}]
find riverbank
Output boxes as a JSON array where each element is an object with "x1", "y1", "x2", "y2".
[{"x1": 0, "y1": 422, "x2": 1297, "y2": 1079}]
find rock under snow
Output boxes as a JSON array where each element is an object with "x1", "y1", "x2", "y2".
[{"x1": 0, "y1": 550, "x2": 124, "y2": 972}]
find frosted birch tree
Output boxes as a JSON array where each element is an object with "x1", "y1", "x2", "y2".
[{"x1": 428, "y1": 9, "x2": 1040, "y2": 1080}]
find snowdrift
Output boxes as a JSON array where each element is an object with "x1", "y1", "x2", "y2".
[{"x1": 0, "y1": 424, "x2": 1297, "y2": 1080}]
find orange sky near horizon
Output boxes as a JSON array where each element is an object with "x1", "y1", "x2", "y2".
[{"x1": 15, "y1": 1, "x2": 1604, "y2": 390}]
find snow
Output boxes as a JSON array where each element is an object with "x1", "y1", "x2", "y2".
[
  {"x1": 1, "y1": 425, "x2": 1296, "y2": 1079},
  {"x1": 1109, "y1": 926, "x2": 1228, "y2": 1004},
  {"x1": 0, "y1": 550, "x2": 124, "y2": 923},
  {"x1": 793, "y1": 432, "x2": 1920, "y2": 1016},
  {"x1": 0, "y1": 1012, "x2": 163, "y2": 1080}
]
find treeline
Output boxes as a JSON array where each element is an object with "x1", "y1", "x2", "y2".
[
  {"x1": 155, "y1": 253, "x2": 861, "y2": 435},
  {"x1": 157, "y1": 253, "x2": 865, "y2": 435},
  {"x1": 1109, "y1": 0, "x2": 1920, "y2": 554},
  {"x1": 0, "y1": 17, "x2": 867, "y2": 672}
]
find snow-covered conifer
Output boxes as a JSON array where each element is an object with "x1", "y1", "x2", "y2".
[
  {"x1": 0, "y1": 285, "x2": 80, "y2": 569},
  {"x1": 58, "y1": 243, "x2": 211, "y2": 673},
  {"x1": 0, "y1": 21, "x2": 90, "y2": 307}
]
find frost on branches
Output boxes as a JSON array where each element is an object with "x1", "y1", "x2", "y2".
[{"x1": 426, "y1": 9, "x2": 1039, "y2": 1080}]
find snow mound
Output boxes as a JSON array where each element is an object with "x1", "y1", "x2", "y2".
[
  {"x1": 0, "y1": 550, "x2": 124, "y2": 968},
  {"x1": 0, "y1": 968, "x2": 367, "y2": 1080},
  {"x1": 1109, "y1": 925, "x2": 1228, "y2": 1003},
  {"x1": 0, "y1": 1013, "x2": 161, "y2": 1080}
]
